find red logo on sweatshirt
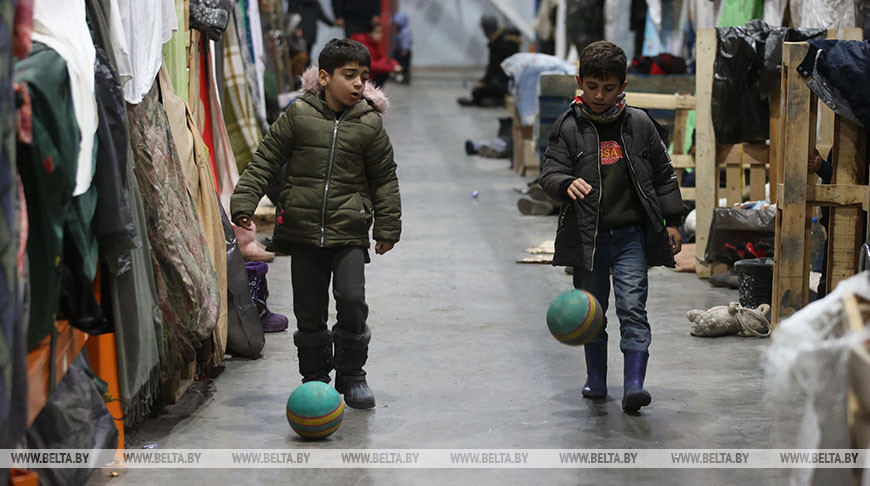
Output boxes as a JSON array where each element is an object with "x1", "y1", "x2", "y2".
[{"x1": 600, "y1": 141, "x2": 623, "y2": 166}]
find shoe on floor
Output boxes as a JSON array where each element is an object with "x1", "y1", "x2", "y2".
[
  {"x1": 465, "y1": 140, "x2": 478, "y2": 155},
  {"x1": 457, "y1": 96, "x2": 475, "y2": 106},
  {"x1": 709, "y1": 271, "x2": 739, "y2": 289},
  {"x1": 518, "y1": 197, "x2": 555, "y2": 216},
  {"x1": 335, "y1": 376, "x2": 375, "y2": 409}
]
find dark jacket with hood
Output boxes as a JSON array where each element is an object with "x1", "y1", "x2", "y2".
[
  {"x1": 289, "y1": 0, "x2": 334, "y2": 49},
  {"x1": 539, "y1": 103, "x2": 683, "y2": 271},
  {"x1": 482, "y1": 27, "x2": 522, "y2": 92},
  {"x1": 231, "y1": 66, "x2": 401, "y2": 251}
]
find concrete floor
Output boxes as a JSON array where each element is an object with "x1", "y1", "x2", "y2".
[{"x1": 89, "y1": 72, "x2": 801, "y2": 485}]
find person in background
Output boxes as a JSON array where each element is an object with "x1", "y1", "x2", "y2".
[
  {"x1": 288, "y1": 0, "x2": 335, "y2": 60},
  {"x1": 457, "y1": 15, "x2": 522, "y2": 107},
  {"x1": 808, "y1": 148, "x2": 833, "y2": 299},
  {"x1": 351, "y1": 20, "x2": 401, "y2": 87},
  {"x1": 332, "y1": 0, "x2": 381, "y2": 38},
  {"x1": 392, "y1": 11, "x2": 413, "y2": 84},
  {"x1": 285, "y1": 13, "x2": 310, "y2": 80}
]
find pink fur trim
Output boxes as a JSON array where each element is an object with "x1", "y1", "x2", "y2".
[{"x1": 299, "y1": 65, "x2": 389, "y2": 114}]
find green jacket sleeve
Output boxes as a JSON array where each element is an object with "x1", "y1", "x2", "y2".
[
  {"x1": 230, "y1": 108, "x2": 295, "y2": 222},
  {"x1": 364, "y1": 116, "x2": 402, "y2": 242}
]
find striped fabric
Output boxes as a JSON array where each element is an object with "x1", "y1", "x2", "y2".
[{"x1": 222, "y1": 7, "x2": 261, "y2": 173}]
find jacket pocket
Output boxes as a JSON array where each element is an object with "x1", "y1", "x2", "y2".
[{"x1": 350, "y1": 192, "x2": 371, "y2": 233}]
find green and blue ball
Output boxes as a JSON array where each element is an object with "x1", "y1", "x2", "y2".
[{"x1": 286, "y1": 381, "x2": 344, "y2": 439}]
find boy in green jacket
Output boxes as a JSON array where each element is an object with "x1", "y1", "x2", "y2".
[{"x1": 231, "y1": 39, "x2": 401, "y2": 409}]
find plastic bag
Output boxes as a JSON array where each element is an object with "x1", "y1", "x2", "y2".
[
  {"x1": 704, "y1": 206, "x2": 776, "y2": 264},
  {"x1": 713, "y1": 20, "x2": 824, "y2": 144},
  {"x1": 25, "y1": 355, "x2": 118, "y2": 486},
  {"x1": 219, "y1": 204, "x2": 264, "y2": 359}
]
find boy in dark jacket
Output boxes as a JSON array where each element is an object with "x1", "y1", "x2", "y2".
[
  {"x1": 231, "y1": 39, "x2": 401, "y2": 409},
  {"x1": 540, "y1": 41, "x2": 683, "y2": 412}
]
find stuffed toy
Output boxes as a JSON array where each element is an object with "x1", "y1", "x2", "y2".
[{"x1": 688, "y1": 302, "x2": 771, "y2": 337}]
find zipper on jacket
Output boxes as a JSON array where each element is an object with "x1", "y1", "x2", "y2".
[
  {"x1": 588, "y1": 122, "x2": 603, "y2": 271},
  {"x1": 320, "y1": 110, "x2": 346, "y2": 246}
]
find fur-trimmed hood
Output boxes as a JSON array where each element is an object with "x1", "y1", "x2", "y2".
[{"x1": 300, "y1": 65, "x2": 390, "y2": 114}]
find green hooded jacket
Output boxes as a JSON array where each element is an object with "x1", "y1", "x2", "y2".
[{"x1": 230, "y1": 85, "x2": 401, "y2": 250}]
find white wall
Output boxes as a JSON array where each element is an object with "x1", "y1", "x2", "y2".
[{"x1": 312, "y1": 0, "x2": 536, "y2": 68}]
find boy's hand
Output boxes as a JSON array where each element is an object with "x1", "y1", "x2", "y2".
[
  {"x1": 567, "y1": 178, "x2": 592, "y2": 200},
  {"x1": 667, "y1": 226, "x2": 682, "y2": 255},
  {"x1": 375, "y1": 241, "x2": 394, "y2": 255},
  {"x1": 808, "y1": 148, "x2": 822, "y2": 173},
  {"x1": 235, "y1": 216, "x2": 253, "y2": 231}
]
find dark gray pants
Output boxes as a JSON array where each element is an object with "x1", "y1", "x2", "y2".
[{"x1": 290, "y1": 245, "x2": 370, "y2": 381}]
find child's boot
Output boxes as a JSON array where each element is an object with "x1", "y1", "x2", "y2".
[
  {"x1": 333, "y1": 326, "x2": 375, "y2": 409},
  {"x1": 245, "y1": 262, "x2": 289, "y2": 332},
  {"x1": 622, "y1": 350, "x2": 651, "y2": 412},
  {"x1": 581, "y1": 342, "x2": 607, "y2": 398},
  {"x1": 293, "y1": 330, "x2": 332, "y2": 383}
]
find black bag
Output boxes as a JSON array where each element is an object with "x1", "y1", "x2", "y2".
[
  {"x1": 219, "y1": 204, "x2": 265, "y2": 359},
  {"x1": 190, "y1": 0, "x2": 232, "y2": 41},
  {"x1": 25, "y1": 355, "x2": 119, "y2": 486},
  {"x1": 704, "y1": 207, "x2": 776, "y2": 264}
]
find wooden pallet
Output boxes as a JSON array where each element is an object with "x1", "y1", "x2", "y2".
[
  {"x1": 772, "y1": 41, "x2": 869, "y2": 325},
  {"x1": 695, "y1": 29, "x2": 772, "y2": 277}
]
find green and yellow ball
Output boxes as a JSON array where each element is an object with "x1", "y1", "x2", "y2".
[
  {"x1": 546, "y1": 289, "x2": 604, "y2": 345},
  {"x1": 286, "y1": 381, "x2": 344, "y2": 439}
]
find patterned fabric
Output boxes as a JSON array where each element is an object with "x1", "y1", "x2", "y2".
[
  {"x1": 127, "y1": 84, "x2": 219, "y2": 377},
  {"x1": 2, "y1": 0, "x2": 30, "y2": 457},
  {"x1": 573, "y1": 92, "x2": 627, "y2": 124},
  {"x1": 222, "y1": 6, "x2": 261, "y2": 173},
  {"x1": 157, "y1": 65, "x2": 227, "y2": 366},
  {"x1": 15, "y1": 42, "x2": 80, "y2": 349}
]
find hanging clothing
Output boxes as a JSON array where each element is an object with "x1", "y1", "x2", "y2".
[
  {"x1": 245, "y1": 0, "x2": 266, "y2": 123},
  {"x1": 157, "y1": 65, "x2": 228, "y2": 366},
  {"x1": 208, "y1": 43, "x2": 242, "y2": 210},
  {"x1": 790, "y1": 0, "x2": 858, "y2": 29},
  {"x1": 127, "y1": 84, "x2": 220, "y2": 377},
  {"x1": 1, "y1": 0, "x2": 29, "y2": 458},
  {"x1": 718, "y1": 0, "x2": 764, "y2": 27},
  {"x1": 687, "y1": 0, "x2": 723, "y2": 30},
  {"x1": 223, "y1": 7, "x2": 262, "y2": 173},
  {"x1": 85, "y1": 0, "x2": 133, "y2": 86},
  {"x1": 30, "y1": 0, "x2": 98, "y2": 197},
  {"x1": 14, "y1": 41, "x2": 80, "y2": 349},
  {"x1": 566, "y1": 0, "x2": 605, "y2": 54},
  {"x1": 107, "y1": 157, "x2": 164, "y2": 428},
  {"x1": 762, "y1": 0, "x2": 788, "y2": 26},
  {"x1": 160, "y1": 0, "x2": 189, "y2": 101},
  {"x1": 92, "y1": 48, "x2": 138, "y2": 276},
  {"x1": 800, "y1": 39, "x2": 870, "y2": 129},
  {"x1": 117, "y1": 0, "x2": 177, "y2": 104}
]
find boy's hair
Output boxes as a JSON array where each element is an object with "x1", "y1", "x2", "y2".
[
  {"x1": 318, "y1": 39, "x2": 371, "y2": 74},
  {"x1": 578, "y1": 41, "x2": 627, "y2": 84}
]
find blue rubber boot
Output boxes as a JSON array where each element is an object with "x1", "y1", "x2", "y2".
[
  {"x1": 581, "y1": 342, "x2": 607, "y2": 398},
  {"x1": 622, "y1": 350, "x2": 651, "y2": 412}
]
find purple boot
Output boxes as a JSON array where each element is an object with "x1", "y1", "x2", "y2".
[{"x1": 245, "y1": 261, "x2": 289, "y2": 333}]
